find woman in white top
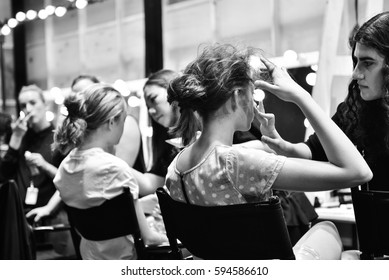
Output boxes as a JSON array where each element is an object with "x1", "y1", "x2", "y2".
[
  {"x1": 53, "y1": 84, "x2": 167, "y2": 259},
  {"x1": 165, "y1": 43, "x2": 372, "y2": 259}
]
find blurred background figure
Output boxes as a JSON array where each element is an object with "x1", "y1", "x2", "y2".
[
  {"x1": 0, "y1": 85, "x2": 73, "y2": 257},
  {"x1": 0, "y1": 112, "x2": 12, "y2": 160},
  {"x1": 127, "y1": 69, "x2": 180, "y2": 234}
]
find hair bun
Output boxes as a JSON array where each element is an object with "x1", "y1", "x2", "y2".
[
  {"x1": 168, "y1": 74, "x2": 206, "y2": 111},
  {"x1": 64, "y1": 93, "x2": 86, "y2": 120}
]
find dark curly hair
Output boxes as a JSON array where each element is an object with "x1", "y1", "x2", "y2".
[
  {"x1": 339, "y1": 12, "x2": 389, "y2": 154},
  {"x1": 167, "y1": 43, "x2": 263, "y2": 145}
]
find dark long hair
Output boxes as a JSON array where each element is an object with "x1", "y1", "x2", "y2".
[
  {"x1": 144, "y1": 69, "x2": 180, "y2": 168},
  {"x1": 339, "y1": 12, "x2": 389, "y2": 153}
]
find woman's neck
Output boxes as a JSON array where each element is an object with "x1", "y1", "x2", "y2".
[
  {"x1": 78, "y1": 130, "x2": 112, "y2": 153},
  {"x1": 198, "y1": 115, "x2": 235, "y2": 147}
]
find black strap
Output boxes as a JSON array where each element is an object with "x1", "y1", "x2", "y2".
[{"x1": 180, "y1": 174, "x2": 191, "y2": 204}]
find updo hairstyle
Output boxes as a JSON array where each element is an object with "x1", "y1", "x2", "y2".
[
  {"x1": 53, "y1": 84, "x2": 126, "y2": 155},
  {"x1": 167, "y1": 43, "x2": 263, "y2": 145}
]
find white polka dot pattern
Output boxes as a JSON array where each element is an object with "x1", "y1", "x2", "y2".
[{"x1": 165, "y1": 145, "x2": 286, "y2": 206}]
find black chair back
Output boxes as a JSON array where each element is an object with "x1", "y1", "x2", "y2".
[
  {"x1": 0, "y1": 180, "x2": 34, "y2": 259},
  {"x1": 156, "y1": 188, "x2": 295, "y2": 260},
  {"x1": 351, "y1": 186, "x2": 389, "y2": 259},
  {"x1": 65, "y1": 188, "x2": 146, "y2": 259}
]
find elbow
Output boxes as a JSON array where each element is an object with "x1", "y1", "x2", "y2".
[{"x1": 351, "y1": 166, "x2": 373, "y2": 186}]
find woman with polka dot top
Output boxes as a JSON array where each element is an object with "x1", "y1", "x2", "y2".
[{"x1": 164, "y1": 43, "x2": 372, "y2": 260}]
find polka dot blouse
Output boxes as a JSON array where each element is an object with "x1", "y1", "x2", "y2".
[{"x1": 165, "y1": 145, "x2": 286, "y2": 206}]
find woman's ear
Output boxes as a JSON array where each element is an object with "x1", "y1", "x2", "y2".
[
  {"x1": 107, "y1": 117, "x2": 115, "y2": 130},
  {"x1": 231, "y1": 88, "x2": 241, "y2": 111}
]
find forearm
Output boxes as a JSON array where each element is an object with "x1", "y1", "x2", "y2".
[
  {"x1": 134, "y1": 199, "x2": 165, "y2": 245},
  {"x1": 130, "y1": 168, "x2": 164, "y2": 196},
  {"x1": 283, "y1": 142, "x2": 312, "y2": 159},
  {"x1": 8, "y1": 133, "x2": 24, "y2": 151},
  {"x1": 295, "y1": 90, "x2": 371, "y2": 181},
  {"x1": 40, "y1": 161, "x2": 58, "y2": 179},
  {"x1": 45, "y1": 191, "x2": 62, "y2": 214}
]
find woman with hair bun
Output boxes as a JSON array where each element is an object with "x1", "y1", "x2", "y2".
[
  {"x1": 53, "y1": 84, "x2": 167, "y2": 259},
  {"x1": 165, "y1": 43, "x2": 372, "y2": 259}
]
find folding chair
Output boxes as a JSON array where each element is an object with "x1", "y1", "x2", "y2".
[
  {"x1": 0, "y1": 179, "x2": 72, "y2": 259},
  {"x1": 351, "y1": 186, "x2": 389, "y2": 259},
  {"x1": 156, "y1": 188, "x2": 295, "y2": 260},
  {"x1": 0, "y1": 180, "x2": 35, "y2": 259},
  {"x1": 65, "y1": 188, "x2": 171, "y2": 259}
]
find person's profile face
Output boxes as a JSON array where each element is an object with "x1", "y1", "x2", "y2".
[
  {"x1": 352, "y1": 43, "x2": 385, "y2": 101},
  {"x1": 144, "y1": 85, "x2": 174, "y2": 128},
  {"x1": 18, "y1": 90, "x2": 47, "y2": 129}
]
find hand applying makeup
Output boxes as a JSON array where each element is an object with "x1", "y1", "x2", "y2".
[{"x1": 9, "y1": 112, "x2": 32, "y2": 150}]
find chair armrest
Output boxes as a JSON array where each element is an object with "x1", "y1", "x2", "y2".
[{"x1": 32, "y1": 223, "x2": 71, "y2": 232}]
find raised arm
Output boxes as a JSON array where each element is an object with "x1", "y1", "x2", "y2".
[{"x1": 255, "y1": 58, "x2": 372, "y2": 192}]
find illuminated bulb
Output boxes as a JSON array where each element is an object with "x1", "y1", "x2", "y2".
[
  {"x1": 128, "y1": 96, "x2": 141, "y2": 107},
  {"x1": 283, "y1": 50, "x2": 298, "y2": 62},
  {"x1": 1, "y1": 25, "x2": 11, "y2": 36},
  {"x1": 113, "y1": 79, "x2": 131, "y2": 97},
  {"x1": 7, "y1": 18, "x2": 18, "y2": 28},
  {"x1": 46, "y1": 111, "x2": 55, "y2": 122},
  {"x1": 304, "y1": 118, "x2": 311, "y2": 128},
  {"x1": 16, "y1": 12, "x2": 26, "y2": 22},
  {"x1": 45, "y1": 5, "x2": 56, "y2": 15},
  {"x1": 26, "y1": 10, "x2": 38, "y2": 20},
  {"x1": 143, "y1": 127, "x2": 153, "y2": 138},
  {"x1": 38, "y1": 9, "x2": 48, "y2": 20},
  {"x1": 249, "y1": 55, "x2": 263, "y2": 70},
  {"x1": 306, "y1": 72, "x2": 317, "y2": 86},
  {"x1": 60, "y1": 106, "x2": 68, "y2": 116},
  {"x1": 253, "y1": 89, "x2": 265, "y2": 102},
  {"x1": 55, "y1": 95, "x2": 65, "y2": 105},
  {"x1": 50, "y1": 87, "x2": 64, "y2": 105},
  {"x1": 311, "y1": 64, "x2": 318, "y2": 72},
  {"x1": 75, "y1": 0, "x2": 88, "y2": 9},
  {"x1": 55, "y1": 7, "x2": 67, "y2": 17}
]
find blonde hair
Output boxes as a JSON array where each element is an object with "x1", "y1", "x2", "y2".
[{"x1": 53, "y1": 84, "x2": 126, "y2": 155}]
